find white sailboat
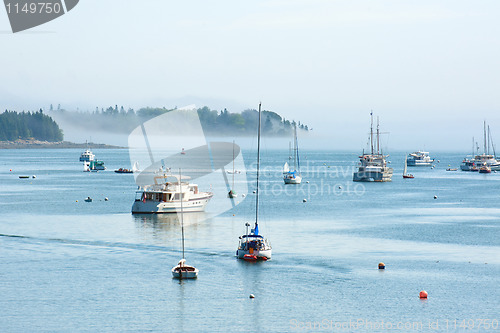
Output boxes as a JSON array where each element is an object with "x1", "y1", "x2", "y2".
[
  {"x1": 172, "y1": 168, "x2": 198, "y2": 279},
  {"x1": 228, "y1": 140, "x2": 238, "y2": 198},
  {"x1": 403, "y1": 155, "x2": 414, "y2": 179},
  {"x1": 283, "y1": 123, "x2": 302, "y2": 184},
  {"x1": 236, "y1": 103, "x2": 272, "y2": 261}
]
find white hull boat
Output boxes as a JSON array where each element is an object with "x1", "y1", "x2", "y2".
[
  {"x1": 132, "y1": 174, "x2": 213, "y2": 214},
  {"x1": 172, "y1": 259, "x2": 198, "y2": 279}
]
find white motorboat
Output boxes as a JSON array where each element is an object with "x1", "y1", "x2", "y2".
[
  {"x1": 283, "y1": 124, "x2": 302, "y2": 184},
  {"x1": 353, "y1": 113, "x2": 393, "y2": 182},
  {"x1": 236, "y1": 103, "x2": 272, "y2": 261},
  {"x1": 406, "y1": 151, "x2": 434, "y2": 166},
  {"x1": 132, "y1": 173, "x2": 213, "y2": 214}
]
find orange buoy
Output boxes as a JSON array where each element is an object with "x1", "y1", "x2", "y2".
[
  {"x1": 378, "y1": 262, "x2": 385, "y2": 269},
  {"x1": 419, "y1": 290, "x2": 428, "y2": 299}
]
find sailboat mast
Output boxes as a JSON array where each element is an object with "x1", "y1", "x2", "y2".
[
  {"x1": 376, "y1": 116, "x2": 380, "y2": 155},
  {"x1": 179, "y1": 168, "x2": 185, "y2": 259},
  {"x1": 232, "y1": 140, "x2": 235, "y2": 190},
  {"x1": 293, "y1": 124, "x2": 297, "y2": 171},
  {"x1": 484, "y1": 121, "x2": 487, "y2": 155},
  {"x1": 370, "y1": 112, "x2": 374, "y2": 155},
  {"x1": 296, "y1": 125, "x2": 300, "y2": 173},
  {"x1": 488, "y1": 125, "x2": 491, "y2": 155},
  {"x1": 489, "y1": 125, "x2": 497, "y2": 158},
  {"x1": 255, "y1": 103, "x2": 262, "y2": 229},
  {"x1": 472, "y1": 137, "x2": 474, "y2": 157}
]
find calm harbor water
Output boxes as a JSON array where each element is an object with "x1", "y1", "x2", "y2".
[{"x1": 1, "y1": 148, "x2": 499, "y2": 332}]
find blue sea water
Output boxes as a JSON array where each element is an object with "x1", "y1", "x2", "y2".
[{"x1": 0, "y1": 148, "x2": 499, "y2": 332}]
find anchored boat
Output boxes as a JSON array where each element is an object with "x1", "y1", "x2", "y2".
[
  {"x1": 132, "y1": 173, "x2": 213, "y2": 214},
  {"x1": 353, "y1": 113, "x2": 393, "y2": 182},
  {"x1": 236, "y1": 103, "x2": 272, "y2": 260}
]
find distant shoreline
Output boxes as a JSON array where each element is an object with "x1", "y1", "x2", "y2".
[{"x1": 0, "y1": 140, "x2": 123, "y2": 149}]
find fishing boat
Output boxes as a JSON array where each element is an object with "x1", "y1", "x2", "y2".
[
  {"x1": 402, "y1": 156, "x2": 414, "y2": 179},
  {"x1": 172, "y1": 169, "x2": 198, "y2": 279},
  {"x1": 236, "y1": 103, "x2": 272, "y2": 260},
  {"x1": 461, "y1": 159, "x2": 478, "y2": 171},
  {"x1": 228, "y1": 140, "x2": 238, "y2": 198},
  {"x1": 461, "y1": 138, "x2": 479, "y2": 171},
  {"x1": 83, "y1": 160, "x2": 106, "y2": 171},
  {"x1": 283, "y1": 123, "x2": 302, "y2": 184},
  {"x1": 131, "y1": 172, "x2": 213, "y2": 214},
  {"x1": 406, "y1": 151, "x2": 434, "y2": 166},
  {"x1": 353, "y1": 113, "x2": 393, "y2": 182}
]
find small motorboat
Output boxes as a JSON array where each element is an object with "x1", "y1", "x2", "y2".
[
  {"x1": 114, "y1": 168, "x2": 133, "y2": 173},
  {"x1": 446, "y1": 168, "x2": 458, "y2": 171},
  {"x1": 479, "y1": 165, "x2": 491, "y2": 173}
]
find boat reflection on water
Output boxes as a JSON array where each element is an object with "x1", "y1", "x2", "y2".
[
  {"x1": 133, "y1": 212, "x2": 209, "y2": 231},
  {"x1": 132, "y1": 212, "x2": 211, "y2": 230}
]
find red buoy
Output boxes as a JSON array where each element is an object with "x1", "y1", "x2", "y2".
[{"x1": 419, "y1": 290, "x2": 428, "y2": 299}]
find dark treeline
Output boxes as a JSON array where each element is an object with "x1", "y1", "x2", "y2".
[
  {"x1": 0, "y1": 110, "x2": 63, "y2": 141},
  {"x1": 49, "y1": 104, "x2": 309, "y2": 136}
]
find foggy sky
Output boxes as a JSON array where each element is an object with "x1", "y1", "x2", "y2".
[{"x1": 1, "y1": 0, "x2": 500, "y2": 151}]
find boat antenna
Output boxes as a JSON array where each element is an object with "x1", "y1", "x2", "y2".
[
  {"x1": 255, "y1": 102, "x2": 262, "y2": 232},
  {"x1": 179, "y1": 168, "x2": 185, "y2": 259},
  {"x1": 370, "y1": 111, "x2": 374, "y2": 155}
]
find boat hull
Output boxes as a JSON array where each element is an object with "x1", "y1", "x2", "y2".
[
  {"x1": 407, "y1": 161, "x2": 433, "y2": 166},
  {"x1": 353, "y1": 169, "x2": 393, "y2": 182},
  {"x1": 171, "y1": 266, "x2": 198, "y2": 279},
  {"x1": 284, "y1": 175, "x2": 302, "y2": 184},
  {"x1": 236, "y1": 248, "x2": 272, "y2": 260},
  {"x1": 131, "y1": 195, "x2": 212, "y2": 214}
]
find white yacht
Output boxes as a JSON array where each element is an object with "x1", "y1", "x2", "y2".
[
  {"x1": 132, "y1": 174, "x2": 213, "y2": 214},
  {"x1": 406, "y1": 151, "x2": 434, "y2": 166},
  {"x1": 79, "y1": 148, "x2": 95, "y2": 162},
  {"x1": 283, "y1": 124, "x2": 302, "y2": 184},
  {"x1": 353, "y1": 113, "x2": 393, "y2": 182}
]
